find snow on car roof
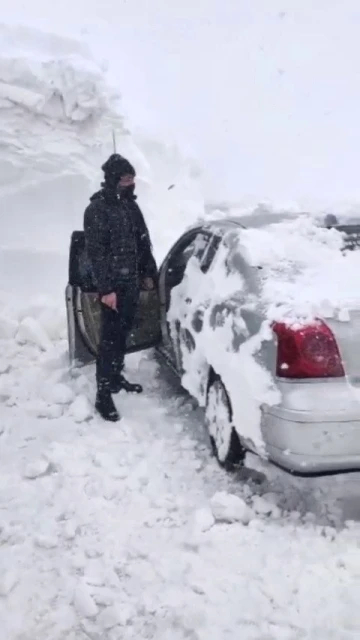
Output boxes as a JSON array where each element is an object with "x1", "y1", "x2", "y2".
[
  {"x1": 237, "y1": 214, "x2": 360, "y2": 324},
  {"x1": 205, "y1": 208, "x2": 300, "y2": 231}
]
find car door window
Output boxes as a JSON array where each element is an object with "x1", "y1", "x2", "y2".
[
  {"x1": 200, "y1": 234, "x2": 222, "y2": 273},
  {"x1": 165, "y1": 230, "x2": 212, "y2": 309},
  {"x1": 192, "y1": 232, "x2": 210, "y2": 261},
  {"x1": 206, "y1": 230, "x2": 260, "y2": 313},
  {"x1": 222, "y1": 230, "x2": 243, "y2": 275}
]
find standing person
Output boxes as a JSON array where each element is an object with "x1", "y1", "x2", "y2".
[{"x1": 83, "y1": 154, "x2": 157, "y2": 422}]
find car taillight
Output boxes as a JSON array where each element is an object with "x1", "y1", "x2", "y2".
[{"x1": 272, "y1": 320, "x2": 345, "y2": 379}]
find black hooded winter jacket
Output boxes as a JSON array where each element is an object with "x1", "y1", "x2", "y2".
[{"x1": 83, "y1": 186, "x2": 157, "y2": 296}]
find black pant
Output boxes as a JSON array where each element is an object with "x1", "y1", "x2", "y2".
[{"x1": 96, "y1": 287, "x2": 139, "y2": 391}]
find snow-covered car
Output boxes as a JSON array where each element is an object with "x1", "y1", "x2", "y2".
[{"x1": 66, "y1": 211, "x2": 360, "y2": 475}]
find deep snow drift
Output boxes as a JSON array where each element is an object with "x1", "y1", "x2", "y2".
[{"x1": 0, "y1": 23, "x2": 204, "y2": 300}]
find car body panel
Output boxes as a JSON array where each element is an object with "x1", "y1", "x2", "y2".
[
  {"x1": 264, "y1": 411, "x2": 360, "y2": 473},
  {"x1": 261, "y1": 377, "x2": 360, "y2": 472}
]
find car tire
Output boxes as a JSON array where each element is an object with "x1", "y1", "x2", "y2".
[{"x1": 205, "y1": 374, "x2": 245, "y2": 470}]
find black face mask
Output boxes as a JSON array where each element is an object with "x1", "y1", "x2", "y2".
[{"x1": 117, "y1": 184, "x2": 136, "y2": 199}]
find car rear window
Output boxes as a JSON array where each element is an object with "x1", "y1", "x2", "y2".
[
  {"x1": 324, "y1": 218, "x2": 360, "y2": 252},
  {"x1": 337, "y1": 224, "x2": 360, "y2": 252}
]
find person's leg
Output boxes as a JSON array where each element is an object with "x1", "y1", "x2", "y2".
[
  {"x1": 95, "y1": 303, "x2": 121, "y2": 421},
  {"x1": 111, "y1": 287, "x2": 142, "y2": 394},
  {"x1": 110, "y1": 292, "x2": 134, "y2": 378},
  {"x1": 96, "y1": 302, "x2": 121, "y2": 390}
]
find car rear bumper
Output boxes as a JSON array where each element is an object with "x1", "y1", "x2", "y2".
[{"x1": 263, "y1": 407, "x2": 360, "y2": 474}]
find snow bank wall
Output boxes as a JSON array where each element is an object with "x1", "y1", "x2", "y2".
[{"x1": 0, "y1": 23, "x2": 204, "y2": 301}]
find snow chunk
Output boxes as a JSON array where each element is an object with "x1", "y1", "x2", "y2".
[
  {"x1": 68, "y1": 394, "x2": 93, "y2": 422},
  {"x1": 97, "y1": 604, "x2": 133, "y2": 630},
  {"x1": 0, "y1": 525, "x2": 24, "y2": 546},
  {"x1": 45, "y1": 404, "x2": 64, "y2": 419},
  {"x1": 45, "y1": 382, "x2": 74, "y2": 405},
  {"x1": 0, "y1": 359, "x2": 10, "y2": 374},
  {"x1": 193, "y1": 507, "x2": 215, "y2": 532},
  {"x1": 0, "y1": 314, "x2": 18, "y2": 339},
  {"x1": 0, "y1": 378, "x2": 11, "y2": 402},
  {"x1": 0, "y1": 570, "x2": 18, "y2": 597},
  {"x1": 34, "y1": 534, "x2": 58, "y2": 549},
  {"x1": 210, "y1": 491, "x2": 254, "y2": 524},
  {"x1": 16, "y1": 317, "x2": 52, "y2": 351},
  {"x1": 36, "y1": 307, "x2": 67, "y2": 341},
  {"x1": 62, "y1": 521, "x2": 77, "y2": 541},
  {"x1": 93, "y1": 590, "x2": 114, "y2": 607},
  {"x1": 338, "y1": 308, "x2": 350, "y2": 323},
  {"x1": 73, "y1": 582, "x2": 98, "y2": 619},
  {"x1": 26, "y1": 399, "x2": 63, "y2": 419},
  {"x1": 23, "y1": 458, "x2": 51, "y2": 479},
  {"x1": 251, "y1": 495, "x2": 281, "y2": 518}
]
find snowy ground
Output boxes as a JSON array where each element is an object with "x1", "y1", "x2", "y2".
[{"x1": 0, "y1": 307, "x2": 360, "y2": 640}]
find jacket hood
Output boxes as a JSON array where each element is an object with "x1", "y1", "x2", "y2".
[
  {"x1": 89, "y1": 184, "x2": 137, "y2": 204},
  {"x1": 89, "y1": 190, "x2": 104, "y2": 202}
]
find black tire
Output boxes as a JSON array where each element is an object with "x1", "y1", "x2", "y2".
[{"x1": 205, "y1": 374, "x2": 245, "y2": 470}]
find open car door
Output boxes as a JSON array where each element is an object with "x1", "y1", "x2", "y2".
[{"x1": 65, "y1": 231, "x2": 162, "y2": 366}]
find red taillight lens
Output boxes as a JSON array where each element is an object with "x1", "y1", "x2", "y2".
[{"x1": 273, "y1": 321, "x2": 345, "y2": 379}]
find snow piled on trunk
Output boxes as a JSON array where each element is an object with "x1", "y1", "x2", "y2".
[{"x1": 0, "y1": 22, "x2": 204, "y2": 300}]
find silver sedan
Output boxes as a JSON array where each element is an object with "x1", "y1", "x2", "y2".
[{"x1": 66, "y1": 211, "x2": 360, "y2": 475}]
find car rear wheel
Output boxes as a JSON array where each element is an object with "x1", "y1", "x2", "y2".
[{"x1": 205, "y1": 374, "x2": 245, "y2": 469}]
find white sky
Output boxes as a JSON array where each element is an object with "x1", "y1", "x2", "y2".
[{"x1": 4, "y1": 1, "x2": 360, "y2": 206}]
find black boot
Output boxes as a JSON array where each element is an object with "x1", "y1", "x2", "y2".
[
  {"x1": 111, "y1": 374, "x2": 143, "y2": 395},
  {"x1": 95, "y1": 390, "x2": 121, "y2": 422}
]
